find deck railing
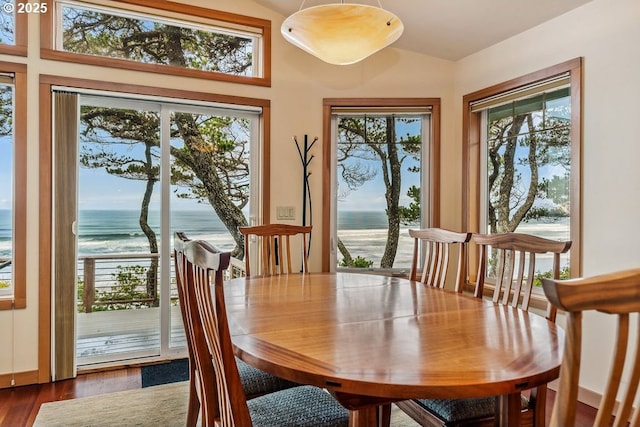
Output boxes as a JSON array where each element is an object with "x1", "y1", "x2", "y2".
[{"x1": 78, "y1": 252, "x2": 245, "y2": 313}]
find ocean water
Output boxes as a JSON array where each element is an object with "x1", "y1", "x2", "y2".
[
  {"x1": 77, "y1": 209, "x2": 237, "y2": 255},
  {"x1": 0, "y1": 210, "x2": 10, "y2": 254},
  {"x1": 74, "y1": 209, "x2": 417, "y2": 267},
  {"x1": 0, "y1": 209, "x2": 570, "y2": 270}
]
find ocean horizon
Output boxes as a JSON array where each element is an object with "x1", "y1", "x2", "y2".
[
  {"x1": 73, "y1": 209, "x2": 417, "y2": 266},
  {"x1": 0, "y1": 209, "x2": 570, "y2": 271}
]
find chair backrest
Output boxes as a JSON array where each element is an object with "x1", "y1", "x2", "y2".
[
  {"x1": 408, "y1": 228, "x2": 472, "y2": 292},
  {"x1": 542, "y1": 268, "x2": 640, "y2": 427},
  {"x1": 473, "y1": 232, "x2": 572, "y2": 321},
  {"x1": 185, "y1": 240, "x2": 248, "y2": 427},
  {"x1": 239, "y1": 224, "x2": 312, "y2": 276},
  {"x1": 174, "y1": 232, "x2": 220, "y2": 427}
]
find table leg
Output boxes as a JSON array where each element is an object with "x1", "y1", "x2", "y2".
[
  {"x1": 495, "y1": 393, "x2": 521, "y2": 427},
  {"x1": 348, "y1": 404, "x2": 391, "y2": 427}
]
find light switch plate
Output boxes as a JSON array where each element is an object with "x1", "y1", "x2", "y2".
[{"x1": 276, "y1": 206, "x2": 295, "y2": 220}]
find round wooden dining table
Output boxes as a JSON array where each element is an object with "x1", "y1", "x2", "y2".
[{"x1": 225, "y1": 272, "x2": 562, "y2": 427}]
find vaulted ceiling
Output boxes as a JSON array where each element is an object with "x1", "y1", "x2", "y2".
[{"x1": 253, "y1": 0, "x2": 592, "y2": 61}]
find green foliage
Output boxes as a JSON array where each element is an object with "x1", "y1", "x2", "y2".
[
  {"x1": 98, "y1": 265, "x2": 149, "y2": 309},
  {"x1": 398, "y1": 185, "x2": 421, "y2": 225},
  {"x1": 77, "y1": 264, "x2": 153, "y2": 312},
  {"x1": 339, "y1": 256, "x2": 374, "y2": 268},
  {"x1": 76, "y1": 278, "x2": 85, "y2": 313},
  {"x1": 533, "y1": 265, "x2": 571, "y2": 287},
  {"x1": 0, "y1": 280, "x2": 10, "y2": 288}
]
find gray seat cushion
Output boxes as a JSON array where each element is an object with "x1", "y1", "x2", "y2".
[
  {"x1": 237, "y1": 357, "x2": 299, "y2": 397},
  {"x1": 248, "y1": 385, "x2": 350, "y2": 427},
  {"x1": 414, "y1": 395, "x2": 528, "y2": 424}
]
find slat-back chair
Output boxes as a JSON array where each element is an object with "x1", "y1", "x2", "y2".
[
  {"x1": 407, "y1": 228, "x2": 472, "y2": 291},
  {"x1": 185, "y1": 239, "x2": 349, "y2": 427},
  {"x1": 474, "y1": 232, "x2": 572, "y2": 322},
  {"x1": 397, "y1": 232, "x2": 571, "y2": 427},
  {"x1": 239, "y1": 224, "x2": 312, "y2": 276},
  {"x1": 542, "y1": 268, "x2": 640, "y2": 427},
  {"x1": 174, "y1": 233, "x2": 298, "y2": 426},
  {"x1": 174, "y1": 232, "x2": 205, "y2": 426}
]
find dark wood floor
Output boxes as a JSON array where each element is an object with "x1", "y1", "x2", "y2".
[
  {"x1": 0, "y1": 367, "x2": 598, "y2": 427},
  {"x1": 0, "y1": 368, "x2": 142, "y2": 427}
]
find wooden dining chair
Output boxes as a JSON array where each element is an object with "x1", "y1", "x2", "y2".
[
  {"x1": 542, "y1": 268, "x2": 640, "y2": 427},
  {"x1": 239, "y1": 224, "x2": 312, "y2": 276},
  {"x1": 173, "y1": 232, "x2": 298, "y2": 426},
  {"x1": 184, "y1": 239, "x2": 350, "y2": 427},
  {"x1": 396, "y1": 232, "x2": 571, "y2": 427},
  {"x1": 407, "y1": 228, "x2": 472, "y2": 291}
]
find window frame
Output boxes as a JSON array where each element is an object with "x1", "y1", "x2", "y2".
[
  {"x1": 0, "y1": 1, "x2": 28, "y2": 57},
  {"x1": 322, "y1": 98, "x2": 441, "y2": 272},
  {"x1": 0, "y1": 62, "x2": 27, "y2": 310},
  {"x1": 40, "y1": 0, "x2": 272, "y2": 87},
  {"x1": 462, "y1": 58, "x2": 582, "y2": 291}
]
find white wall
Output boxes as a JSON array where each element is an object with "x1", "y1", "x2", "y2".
[
  {"x1": 1, "y1": 0, "x2": 637, "y2": 402},
  {"x1": 454, "y1": 0, "x2": 640, "y2": 399}
]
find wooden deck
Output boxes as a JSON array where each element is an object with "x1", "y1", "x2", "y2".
[
  {"x1": 76, "y1": 305, "x2": 186, "y2": 365},
  {"x1": 74, "y1": 255, "x2": 244, "y2": 366}
]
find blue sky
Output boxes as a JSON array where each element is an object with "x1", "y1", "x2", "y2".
[
  {"x1": 337, "y1": 116, "x2": 423, "y2": 211},
  {"x1": 77, "y1": 150, "x2": 422, "y2": 213},
  {"x1": 337, "y1": 155, "x2": 421, "y2": 211},
  {"x1": 78, "y1": 166, "x2": 210, "y2": 211}
]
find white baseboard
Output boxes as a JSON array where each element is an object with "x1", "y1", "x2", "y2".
[{"x1": 547, "y1": 379, "x2": 600, "y2": 409}]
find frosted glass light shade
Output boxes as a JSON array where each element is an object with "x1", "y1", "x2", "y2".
[{"x1": 281, "y1": 4, "x2": 404, "y2": 65}]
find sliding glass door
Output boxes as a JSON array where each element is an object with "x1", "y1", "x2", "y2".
[{"x1": 68, "y1": 92, "x2": 261, "y2": 367}]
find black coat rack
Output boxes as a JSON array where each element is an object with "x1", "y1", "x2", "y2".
[{"x1": 294, "y1": 135, "x2": 316, "y2": 255}]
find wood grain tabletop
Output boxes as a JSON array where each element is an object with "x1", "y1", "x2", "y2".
[{"x1": 225, "y1": 272, "x2": 562, "y2": 427}]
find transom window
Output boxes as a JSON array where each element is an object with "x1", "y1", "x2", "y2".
[
  {"x1": 0, "y1": 0, "x2": 27, "y2": 56},
  {"x1": 43, "y1": 0, "x2": 270, "y2": 86}
]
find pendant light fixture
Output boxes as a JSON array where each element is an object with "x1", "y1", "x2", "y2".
[{"x1": 281, "y1": 1, "x2": 404, "y2": 65}]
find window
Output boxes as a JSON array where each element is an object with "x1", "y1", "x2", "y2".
[
  {"x1": 0, "y1": 80, "x2": 13, "y2": 297},
  {"x1": 463, "y1": 58, "x2": 582, "y2": 287},
  {"x1": 0, "y1": 0, "x2": 28, "y2": 56},
  {"x1": 41, "y1": 0, "x2": 271, "y2": 86},
  {"x1": 0, "y1": 63, "x2": 26, "y2": 310},
  {"x1": 322, "y1": 98, "x2": 441, "y2": 272}
]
